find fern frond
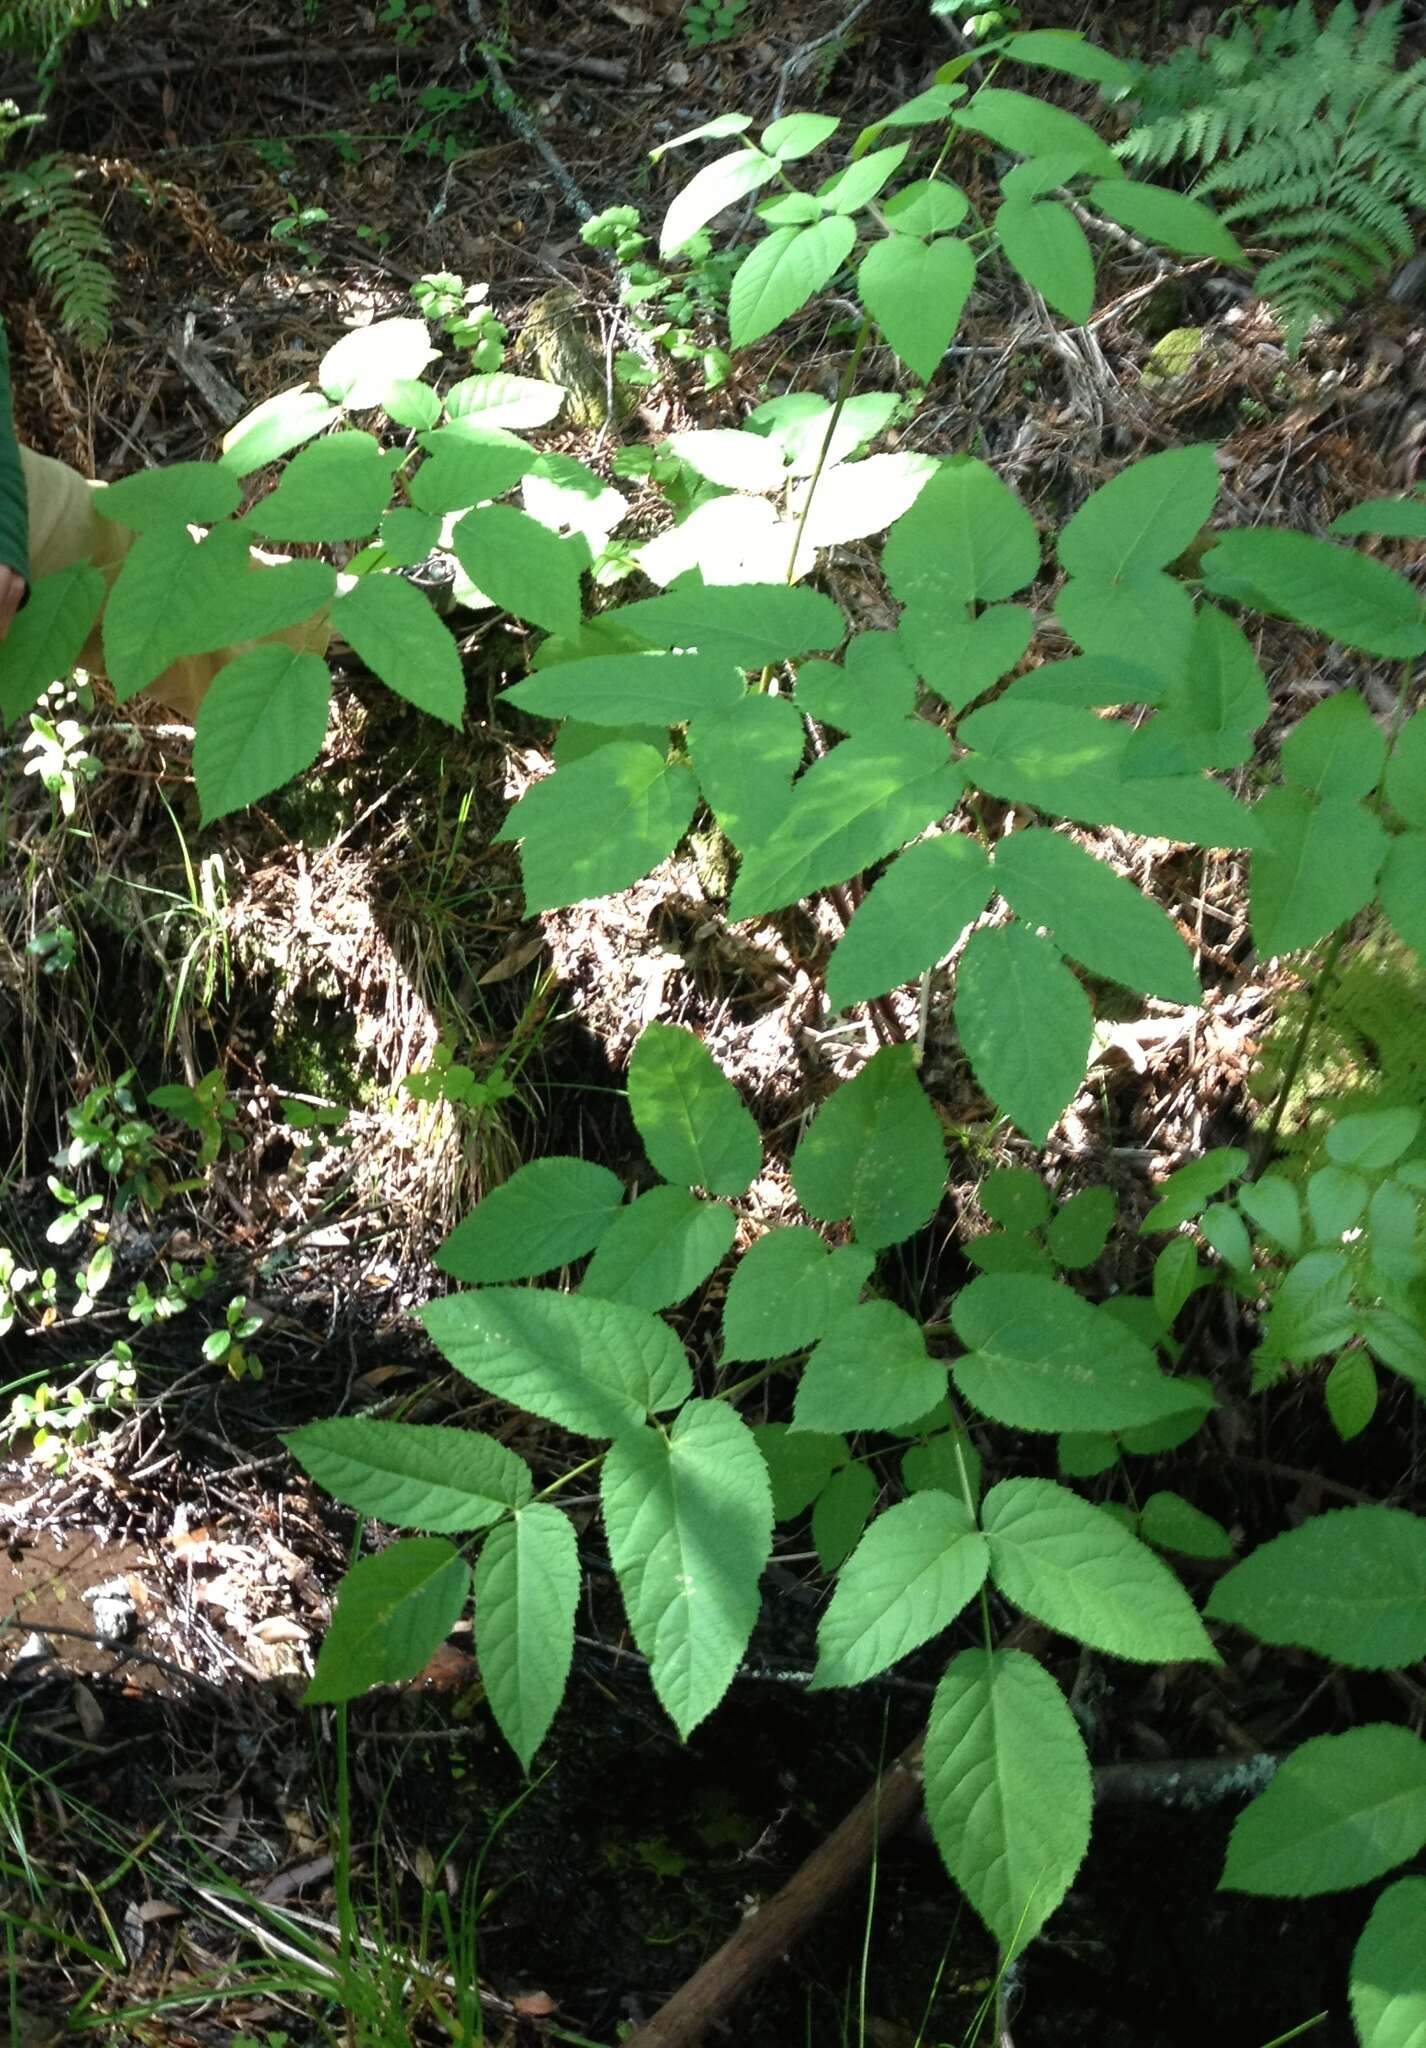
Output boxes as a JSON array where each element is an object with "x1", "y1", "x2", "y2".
[{"x1": 0, "y1": 153, "x2": 115, "y2": 346}]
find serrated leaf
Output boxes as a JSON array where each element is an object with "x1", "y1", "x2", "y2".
[
  {"x1": 754, "y1": 1423, "x2": 848, "y2": 1521},
  {"x1": 730, "y1": 215, "x2": 857, "y2": 349},
  {"x1": 954, "y1": 924, "x2": 1093, "y2": 1146},
  {"x1": 1139, "y1": 1490, "x2": 1232, "y2": 1560},
  {"x1": 1250, "y1": 788, "x2": 1387, "y2": 957},
  {"x1": 332, "y1": 573, "x2": 464, "y2": 727},
  {"x1": 1281, "y1": 693, "x2": 1387, "y2": 801},
  {"x1": 924, "y1": 1647, "x2": 1092, "y2": 1960},
  {"x1": 722, "y1": 1228, "x2": 872, "y2": 1363},
  {"x1": 445, "y1": 372, "x2": 567, "y2": 430},
  {"x1": 285, "y1": 1418, "x2": 530, "y2": 1533},
  {"x1": 661, "y1": 146, "x2": 780, "y2": 257},
  {"x1": 995, "y1": 198, "x2": 1094, "y2": 323},
  {"x1": 476, "y1": 1504, "x2": 578, "y2": 1770},
  {"x1": 497, "y1": 742, "x2": 698, "y2": 912},
  {"x1": 1326, "y1": 1108, "x2": 1422, "y2": 1171},
  {"x1": 306, "y1": 1538, "x2": 470, "y2": 1703},
  {"x1": 98, "y1": 462, "x2": 241, "y2": 529},
  {"x1": 380, "y1": 507, "x2": 443, "y2": 565},
  {"x1": 1046, "y1": 1187, "x2": 1114, "y2": 1270},
  {"x1": 826, "y1": 834, "x2": 993, "y2": 1010},
  {"x1": 687, "y1": 691, "x2": 804, "y2": 849},
  {"x1": 582, "y1": 1187, "x2": 735, "y2": 1311},
  {"x1": 951, "y1": 1274, "x2": 1213, "y2": 1433},
  {"x1": 982, "y1": 1477, "x2": 1216, "y2": 1662},
  {"x1": 1238, "y1": 1174, "x2": 1302, "y2": 1257},
  {"x1": 452, "y1": 504, "x2": 584, "y2": 636},
  {"x1": 795, "y1": 1300, "x2": 946, "y2": 1433},
  {"x1": 247, "y1": 431, "x2": 394, "y2": 543},
  {"x1": 410, "y1": 426, "x2": 537, "y2": 512},
  {"x1": 813, "y1": 1460, "x2": 879, "y2": 1571},
  {"x1": 900, "y1": 603, "x2": 1035, "y2": 712},
  {"x1": 1223, "y1": 1726, "x2": 1426, "y2": 1896},
  {"x1": 1381, "y1": 833, "x2": 1426, "y2": 962},
  {"x1": 1308, "y1": 1164, "x2": 1371, "y2": 1244},
  {"x1": 601, "y1": 1401, "x2": 772, "y2": 1737},
  {"x1": 668, "y1": 429, "x2": 788, "y2": 493},
  {"x1": 616, "y1": 584, "x2": 844, "y2": 666},
  {"x1": 1206, "y1": 1506, "x2": 1426, "y2": 1669},
  {"x1": 1089, "y1": 178, "x2": 1242, "y2": 261},
  {"x1": 811, "y1": 1493, "x2": 989, "y2": 1688},
  {"x1": 1385, "y1": 710, "x2": 1426, "y2": 827},
  {"x1": 627, "y1": 1021, "x2": 762, "y2": 1196},
  {"x1": 221, "y1": 386, "x2": 343, "y2": 475},
  {"x1": 1202, "y1": 531, "x2": 1426, "y2": 661},
  {"x1": 1326, "y1": 1351, "x2": 1379, "y2": 1442},
  {"x1": 982, "y1": 1169, "x2": 1052, "y2": 1232},
  {"x1": 955, "y1": 85, "x2": 1119, "y2": 175},
  {"x1": 1142, "y1": 1148, "x2": 1248, "y2": 1231},
  {"x1": 1153, "y1": 603, "x2": 1268, "y2": 767},
  {"x1": 792, "y1": 1044, "x2": 946, "y2": 1248},
  {"x1": 436, "y1": 1158, "x2": 625, "y2": 1282},
  {"x1": 1059, "y1": 446, "x2": 1220, "y2": 583},
  {"x1": 884, "y1": 455, "x2": 1040, "y2": 607},
  {"x1": 993, "y1": 827, "x2": 1199, "y2": 1003},
  {"x1": 420, "y1": 1288, "x2": 691, "y2": 1439},
  {"x1": 193, "y1": 646, "x2": 331, "y2": 824},
  {"x1": 1350, "y1": 1876, "x2": 1426, "y2": 2048},
  {"x1": 857, "y1": 234, "x2": 975, "y2": 380},
  {"x1": 320, "y1": 317, "x2": 438, "y2": 409},
  {"x1": 787, "y1": 451, "x2": 939, "y2": 552},
  {"x1": 0, "y1": 562, "x2": 105, "y2": 726},
  {"x1": 504, "y1": 653, "x2": 744, "y2": 727}
]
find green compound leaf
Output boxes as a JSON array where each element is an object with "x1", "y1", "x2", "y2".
[
  {"x1": 1326, "y1": 1108, "x2": 1422, "y2": 1171},
  {"x1": 1237, "y1": 1173, "x2": 1302, "y2": 1257},
  {"x1": 247, "y1": 431, "x2": 395, "y2": 544},
  {"x1": 1223, "y1": 1726, "x2": 1426, "y2": 1897},
  {"x1": 994, "y1": 198, "x2": 1094, "y2": 324},
  {"x1": 1384, "y1": 708, "x2": 1426, "y2": 827},
  {"x1": 475, "y1": 1504, "x2": 579, "y2": 1771},
  {"x1": 1139, "y1": 1490, "x2": 1232, "y2": 1561},
  {"x1": 1202, "y1": 530, "x2": 1426, "y2": 661},
  {"x1": 798, "y1": 631, "x2": 919, "y2": 735},
  {"x1": 792, "y1": 1044, "x2": 946, "y2": 1248},
  {"x1": 1350, "y1": 1877, "x2": 1426, "y2": 2048},
  {"x1": 1046, "y1": 1186, "x2": 1114, "y2": 1270},
  {"x1": 811, "y1": 1493, "x2": 989, "y2": 1689},
  {"x1": 688, "y1": 692, "x2": 804, "y2": 850},
  {"x1": 882, "y1": 175, "x2": 970, "y2": 236},
  {"x1": 1058, "y1": 445, "x2": 1221, "y2": 583},
  {"x1": 582, "y1": 1187, "x2": 735, "y2": 1311},
  {"x1": 1206, "y1": 1507, "x2": 1426, "y2": 1670},
  {"x1": 1142, "y1": 1147, "x2": 1248, "y2": 1231},
  {"x1": 497, "y1": 742, "x2": 699, "y2": 913},
  {"x1": 383, "y1": 378, "x2": 442, "y2": 432},
  {"x1": 1250, "y1": 788, "x2": 1387, "y2": 958},
  {"x1": 660, "y1": 146, "x2": 780, "y2": 257},
  {"x1": 900, "y1": 603, "x2": 1035, "y2": 713},
  {"x1": 332, "y1": 573, "x2": 464, "y2": 728},
  {"x1": 1089, "y1": 178, "x2": 1242, "y2": 262},
  {"x1": 627, "y1": 1021, "x2": 762, "y2": 1197},
  {"x1": 982, "y1": 1169, "x2": 1052, "y2": 1231},
  {"x1": 924, "y1": 1647, "x2": 1092, "y2": 1961},
  {"x1": 98, "y1": 461, "x2": 241, "y2": 529},
  {"x1": 221, "y1": 386, "x2": 343, "y2": 476},
  {"x1": 762, "y1": 111, "x2": 840, "y2": 160},
  {"x1": 436, "y1": 1157, "x2": 626, "y2": 1283},
  {"x1": 982, "y1": 1477, "x2": 1217, "y2": 1663},
  {"x1": 615, "y1": 584, "x2": 844, "y2": 666},
  {"x1": 794, "y1": 1300, "x2": 946, "y2": 1433},
  {"x1": 453, "y1": 503, "x2": 585, "y2": 637},
  {"x1": 193, "y1": 646, "x2": 331, "y2": 825},
  {"x1": 445, "y1": 371, "x2": 567, "y2": 431},
  {"x1": 1004, "y1": 30, "x2": 1136, "y2": 90},
  {"x1": 883, "y1": 455, "x2": 1040, "y2": 607},
  {"x1": 954, "y1": 923, "x2": 1093, "y2": 1146},
  {"x1": 1149, "y1": 603, "x2": 1268, "y2": 769},
  {"x1": 420, "y1": 1288, "x2": 691, "y2": 1439},
  {"x1": 306, "y1": 1537, "x2": 470, "y2": 1704},
  {"x1": 952, "y1": 1274, "x2": 1213, "y2": 1434},
  {"x1": 601, "y1": 1401, "x2": 773, "y2": 1738},
  {"x1": 813, "y1": 1460, "x2": 879, "y2": 1570},
  {"x1": 857, "y1": 233, "x2": 975, "y2": 381},
  {"x1": 722, "y1": 1228, "x2": 873, "y2": 1363},
  {"x1": 1332, "y1": 497, "x2": 1426, "y2": 539},
  {"x1": 320, "y1": 316, "x2": 438, "y2": 409},
  {"x1": 992, "y1": 827, "x2": 1199, "y2": 1003},
  {"x1": 1280, "y1": 693, "x2": 1387, "y2": 802},
  {"x1": 955, "y1": 85, "x2": 1119, "y2": 175},
  {"x1": 755, "y1": 1425, "x2": 847, "y2": 1523},
  {"x1": 409, "y1": 426, "x2": 536, "y2": 513},
  {"x1": 285, "y1": 1418, "x2": 531, "y2": 1533},
  {"x1": 0, "y1": 562, "x2": 105, "y2": 727},
  {"x1": 730, "y1": 214, "x2": 858, "y2": 349},
  {"x1": 1380, "y1": 831, "x2": 1426, "y2": 962},
  {"x1": 504, "y1": 653, "x2": 745, "y2": 727},
  {"x1": 826, "y1": 834, "x2": 994, "y2": 1010}
]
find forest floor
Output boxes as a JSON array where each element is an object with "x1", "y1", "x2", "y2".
[{"x1": 0, "y1": 0, "x2": 1424, "y2": 2043}]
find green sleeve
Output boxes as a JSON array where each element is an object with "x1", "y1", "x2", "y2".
[{"x1": 0, "y1": 317, "x2": 30, "y2": 586}]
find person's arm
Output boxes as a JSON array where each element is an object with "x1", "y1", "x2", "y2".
[{"x1": 0, "y1": 317, "x2": 30, "y2": 640}]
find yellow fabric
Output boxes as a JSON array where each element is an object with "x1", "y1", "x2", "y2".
[{"x1": 19, "y1": 445, "x2": 331, "y2": 724}]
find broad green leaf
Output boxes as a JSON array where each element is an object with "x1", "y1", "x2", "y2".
[
  {"x1": 306, "y1": 1537, "x2": 470, "y2": 1703},
  {"x1": 220, "y1": 386, "x2": 342, "y2": 475},
  {"x1": 504, "y1": 653, "x2": 744, "y2": 727},
  {"x1": 981, "y1": 1168, "x2": 1052, "y2": 1232},
  {"x1": 883, "y1": 176, "x2": 971, "y2": 237},
  {"x1": 1153, "y1": 1238, "x2": 1205, "y2": 1327},
  {"x1": 729, "y1": 723, "x2": 961, "y2": 921},
  {"x1": 1121, "y1": 1378, "x2": 1212, "y2": 1455},
  {"x1": 954, "y1": 924, "x2": 1092, "y2": 1145},
  {"x1": 1281, "y1": 693, "x2": 1387, "y2": 801},
  {"x1": 904, "y1": 1428, "x2": 983, "y2": 1504},
  {"x1": 1201, "y1": 1200, "x2": 1254, "y2": 1273},
  {"x1": 661, "y1": 146, "x2": 780, "y2": 257},
  {"x1": 1004, "y1": 29, "x2": 1137, "y2": 90},
  {"x1": 1058, "y1": 1431, "x2": 1117, "y2": 1479},
  {"x1": 651, "y1": 111, "x2": 753, "y2": 157},
  {"x1": 787, "y1": 451, "x2": 938, "y2": 552},
  {"x1": 1327, "y1": 1109, "x2": 1422, "y2": 1171},
  {"x1": 993, "y1": 827, "x2": 1199, "y2": 1003},
  {"x1": 954, "y1": 86, "x2": 1119, "y2": 175},
  {"x1": 1381, "y1": 833, "x2": 1426, "y2": 962},
  {"x1": 1142, "y1": 1148, "x2": 1248, "y2": 1231},
  {"x1": 247, "y1": 431, "x2": 394, "y2": 543},
  {"x1": 668, "y1": 429, "x2": 788, "y2": 493},
  {"x1": 968, "y1": 1232, "x2": 1053, "y2": 1277},
  {"x1": 320, "y1": 316, "x2": 438, "y2": 409},
  {"x1": 476, "y1": 1504, "x2": 578, "y2": 1770},
  {"x1": 1326, "y1": 1350, "x2": 1379, "y2": 1442},
  {"x1": 1089, "y1": 178, "x2": 1242, "y2": 261},
  {"x1": 332, "y1": 573, "x2": 464, "y2": 727},
  {"x1": 1332, "y1": 497, "x2": 1426, "y2": 539},
  {"x1": 1385, "y1": 709, "x2": 1426, "y2": 826},
  {"x1": 994, "y1": 198, "x2": 1094, "y2": 323},
  {"x1": 383, "y1": 377, "x2": 442, "y2": 431},
  {"x1": 687, "y1": 691, "x2": 804, "y2": 849},
  {"x1": 1046, "y1": 1186, "x2": 1114, "y2": 1270},
  {"x1": 746, "y1": 390, "x2": 899, "y2": 475},
  {"x1": 435, "y1": 1157, "x2": 625, "y2": 1282},
  {"x1": 826, "y1": 834, "x2": 994, "y2": 1010},
  {"x1": 497, "y1": 742, "x2": 698, "y2": 912},
  {"x1": 380, "y1": 507, "x2": 442, "y2": 564},
  {"x1": 0, "y1": 562, "x2": 105, "y2": 726},
  {"x1": 582, "y1": 1187, "x2": 735, "y2": 1311},
  {"x1": 1250, "y1": 788, "x2": 1387, "y2": 957},
  {"x1": 754, "y1": 1424, "x2": 848, "y2": 1521},
  {"x1": 627, "y1": 1021, "x2": 762, "y2": 1197},
  {"x1": 615, "y1": 584, "x2": 844, "y2": 666},
  {"x1": 420, "y1": 1287, "x2": 691, "y2": 1439},
  {"x1": 1202, "y1": 531, "x2": 1426, "y2": 660},
  {"x1": 601, "y1": 1401, "x2": 773, "y2": 1737},
  {"x1": 982, "y1": 1477, "x2": 1216, "y2": 1662},
  {"x1": 452, "y1": 504, "x2": 584, "y2": 636},
  {"x1": 1257, "y1": 1249, "x2": 1357, "y2": 1367},
  {"x1": 759, "y1": 190, "x2": 833, "y2": 226},
  {"x1": 792, "y1": 1044, "x2": 946, "y2": 1248},
  {"x1": 1058, "y1": 445, "x2": 1220, "y2": 582},
  {"x1": 762, "y1": 111, "x2": 840, "y2": 160},
  {"x1": 97, "y1": 462, "x2": 241, "y2": 529},
  {"x1": 797, "y1": 631, "x2": 918, "y2": 733},
  {"x1": 900, "y1": 603, "x2": 1034, "y2": 711},
  {"x1": 1206, "y1": 1506, "x2": 1426, "y2": 1669},
  {"x1": 410, "y1": 427, "x2": 537, "y2": 512},
  {"x1": 193, "y1": 646, "x2": 331, "y2": 824},
  {"x1": 285, "y1": 1418, "x2": 530, "y2": 1532},
  {"x1": 853, "y1": 81, "x2": 964, "y2": 158},
  {"x1": 813, "y1": 1460, "x2": 879, "y2": 1571},
  {"x1": 883, "y1": 455, "x2": 1040, "y2": 606},
  {"x1": 951, "y1": 1274, "x2": 1213, "y2": 1433},
  {"x1": 924, "y1": 1647, "x2": 1092, "y2": 1959},
  {"x1": 819, "y1": 143, "x2": 912, "y2": 213},
  {"x1": 730, "y1": 216, "x2": 858, "y2": 349},
  {"x1": 445, "y1": 372, "x2": 566, "y2": 430},
  {"x1": 794, "y1": 1300, "x2": 946, "y2": 1432},
  {"x1": 1223, "y1": 1726, "x2": 1426, "y2": 1896},
  {"x1": 1152, "y1": 604, "x2": 1268, "y2": 767},
  {"x1": 1238, "y1": 1174, "x2": 1302, "y2": 1256},
  {"x1": 1139, "y1": 1490, "x2": 1232, "y2": 1560},
  {"x1": 1056, "y1": 570, "x2": 1196, "y2": 684},
  {"x1": 1350, "y1": 1877, "x2": 1426, "y2": 2048},
  {"x1": 722, "y1": 1228, "x2": 873, "y2": 1362},
  {"x1": 1358, "y1": 1311, "x2": 1426, "y2": 1394},
  {"x1": 811, "y1": 1493, "x2": 989, "y2": 1688},
  {"x1": 1308, "y1": 1164, "x2": 1371, "y2": 1244},
  {"x1": 857, "y1": 234, "x2": 975, "y2": 380}
]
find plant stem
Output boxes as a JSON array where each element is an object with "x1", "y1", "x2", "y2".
[
  {"x1": 783, "y1": 315, "x2": 873, "y2": 585},
  {"x1": 1251, "y1": 926, "x2": 1346, "y2": 1172}
]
